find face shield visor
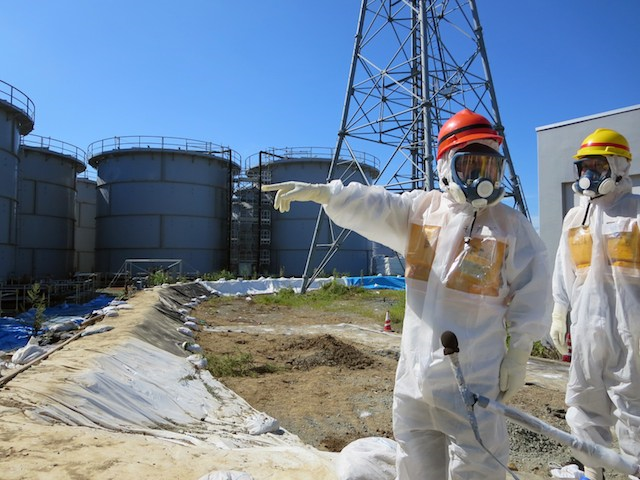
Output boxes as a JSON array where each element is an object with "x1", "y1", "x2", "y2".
[
  {"x1": 572, "y1": 155, "x2": 614, "y2": 197},
  {"x1": 451, "y1": 151, "x2": 506, "y2": 207}
]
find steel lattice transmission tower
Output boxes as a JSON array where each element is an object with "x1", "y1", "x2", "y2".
[{"x1": 301, "y1": 0, "x2": 529, "y2": 291}]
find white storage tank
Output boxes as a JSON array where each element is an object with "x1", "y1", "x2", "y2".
[
  {"x1": 371, "y1": 241, "x2": 405, "y2": 276},
  {"x1": 256, "y1": 147, "x2": 379, "y2": 277},
  {"x1": 0, "y1": 80, "x2": 35, "y2": 283},
  {"x1": 17, "y1": 135, "x2": 86, "y2": 280},
  {"x1": 87, "y1": 136, "x2": 240, "y2": 276}
]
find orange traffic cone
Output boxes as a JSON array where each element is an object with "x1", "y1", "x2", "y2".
[{"x1": 383, "y1": 311, "x2": 393, "y2": 332}]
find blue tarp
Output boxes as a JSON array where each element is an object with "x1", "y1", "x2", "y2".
[
  {"x1": 0, "y1": 317, "x2": 35, "y2": 353},
  {"x1": 342, "y1": 275, "x2": 405, "y2": 290},
  {"x1": 0, "y1": 294, "x2": 115, "y2": 352}
]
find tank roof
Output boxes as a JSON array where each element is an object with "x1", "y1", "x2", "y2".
[
  {"x1": 86, "y1": 135, "x2": 241, "y2": 168},
  {"x1": 21, "y1": 134, "x2": 87, "y2": 173},
  {"x1": 245, "y1": 146, "x2": 380, "y2": 178},
  {"x1": 0, "y1": 80, "x2": 35, "y2": 135}
]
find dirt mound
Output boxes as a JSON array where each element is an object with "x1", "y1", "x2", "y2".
[{"x1": 285, "y1": 334, "x2": 376, "y2": 370}]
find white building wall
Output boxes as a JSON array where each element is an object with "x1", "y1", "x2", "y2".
[{"x1": 537, "y1": 105, "x2": 640, "y2": 272}]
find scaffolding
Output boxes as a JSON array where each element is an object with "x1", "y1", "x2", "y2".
[
  {"x1": 229, "y1": 153, "x2": 272, "y2": 277},
  {"x1": 107, "y1": 259, "x2": 183, "y2": 289}
]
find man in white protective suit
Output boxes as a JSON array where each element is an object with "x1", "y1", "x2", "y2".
[
  {"x1": 262, "y1": 109, "x2": 550, "y2": 478},
  {"x1": 551, "y1": 128, "x2": 640, "y2": 480}
]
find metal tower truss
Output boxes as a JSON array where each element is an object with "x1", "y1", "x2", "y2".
[{"x1": 302, "y1": 0, "x2": 529, "y2": 291}]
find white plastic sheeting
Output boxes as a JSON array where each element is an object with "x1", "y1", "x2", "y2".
[
  {"x1": 199, "y1": 277, "x2": 336, "y2": 296},
  {"x1": 0, "y1": 279, "x2": 410, "y2": 480},
  {"x1": 0, "y1": 284, "x2": 340, "y2": 480},
  {"x1": 7, "y1": 289, "x2": 310, "y2": 449},
  {"x1": 25, "y1": 337, "x2": 297, "y2": 447}
]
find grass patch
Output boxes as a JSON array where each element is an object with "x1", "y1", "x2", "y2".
[
  {"x1": 202, "y1": 280, "x2": 406, "y2": 328},
  {"x1": 201, "y1": 270, "x2": 236, "y2": 281},
  {"x1": 255, "y1": 281, "x2": 406, "y2": 324},
  {"x1": 205, "y1": 350, "x2": 280, "y2": 378}
]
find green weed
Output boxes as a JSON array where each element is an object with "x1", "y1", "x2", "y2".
[
  {"x1": 205, "y1": 351, "x2": 279, "y2": 378},
  {"x1": 27, "y1": 283, "x2": 47, "y2": 335},
  {"x1": 202, "y1": 270, "x2": 236, "y2": 281}
]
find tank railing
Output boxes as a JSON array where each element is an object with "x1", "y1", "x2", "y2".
[
  {"x1": 0, "y1": 277, "x2": 96, "y2": 314},
  {"x1": 0, "y1": 79, "x2": 35, "y2": 125},
  {"x1": 0, "y1": 286, "x2": 30, "y2": 313},
  {"x1": 86, "y1": 135, "x2": 240, "y2": 163},
  {"x1": 245, "y1": 146, "x2": 380, "y2": 172},
  {"x1": 77, "y1": 167, "x2": 98, "y2": 181},
  {"x1": 21, "y1": 134, "x2": 86, "y2": 162}
]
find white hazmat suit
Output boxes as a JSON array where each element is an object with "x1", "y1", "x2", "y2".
[
  {"x1": 552, "y1": 152, "x2": 640, "y2": 479},
  {"x1": 264, "y1": 140, "x2": 550, "y2": 478}
]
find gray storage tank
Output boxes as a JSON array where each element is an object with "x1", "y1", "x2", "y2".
[
  {"x1": 75, "y1": 175, "x2": 97, "y2": 273},
  {"x1": 256, "y1": 147, "x2": 379, "y2": 277},
  {"x1": 0, "y1": 80, "x2": 35, "y2": 283},
  {"x1": 17, "y1": 135, "x2": 86, "y2": 280},
  {"x1": 87, "y1": 136, "x2": 240, "y2": 276}
]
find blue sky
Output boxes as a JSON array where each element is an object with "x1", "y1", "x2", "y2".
[{"x1": 3, "y1": 1, "x2": 640, "y2": 228}]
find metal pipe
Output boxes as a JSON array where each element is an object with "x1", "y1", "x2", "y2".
[
  {"x1": 441, "y1": 331, "x2": 519, "y2": 479},
  {"x1": 441, "y1": 331, "x2": 640, "y2": 477}
]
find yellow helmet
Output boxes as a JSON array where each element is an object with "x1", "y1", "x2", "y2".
[{"x1": 574, "y1": 128, "x2": 632, "y2": 160}]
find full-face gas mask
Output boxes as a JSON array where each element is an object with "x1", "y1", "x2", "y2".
[
  {"x1": 445, "y1": 144, "x2": 506, "y2": 208},
  {"x1": 572, "y1": 155, "x2": 618, "y2": 197}
]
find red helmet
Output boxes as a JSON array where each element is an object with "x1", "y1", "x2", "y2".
[{"x1": 437, "y1": 109, "x2": 503, "y2": 160}]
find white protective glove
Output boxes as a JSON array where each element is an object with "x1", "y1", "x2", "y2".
[
  {"x1": 550, "y1": 303, "x2": 569, "y2": 356},
  {"x1": 498, "y1": 347, "x2": 530, "y2": 403},
  {"x1": 261, "y1": 181, "x2": 331, "y2": 213}
]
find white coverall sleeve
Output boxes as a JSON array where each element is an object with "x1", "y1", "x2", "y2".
[
  {"x1": 551, "y1": 226, "x2": 572, "y2": 310},
  {"x1": 503, "y1": 217, "x2": 552, "y2": 351},
  {"x1": 323, "y1": 180, "x2": 421, "y2": 254},
  {"x1": 550, "y1": 214, "x2": 577, "y2": 355}
]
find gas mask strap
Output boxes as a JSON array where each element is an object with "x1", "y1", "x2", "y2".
[
  {"x1": 464, "y1": 210, "x2": 478, "y2": 244},
  {"x1": 581, "y1": 201, "x2": 592, "y2": 227}
]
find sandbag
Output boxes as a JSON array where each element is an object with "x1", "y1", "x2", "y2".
[
  {"x1": 245, "y1": 412, "x2": 280, "y2": 435},
  {"x1": 11, "y1": 336, "x2": 47, "y2": 365},
  {"x1": 336, "y1": 436, "x2": 397, "y2": 480}
]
